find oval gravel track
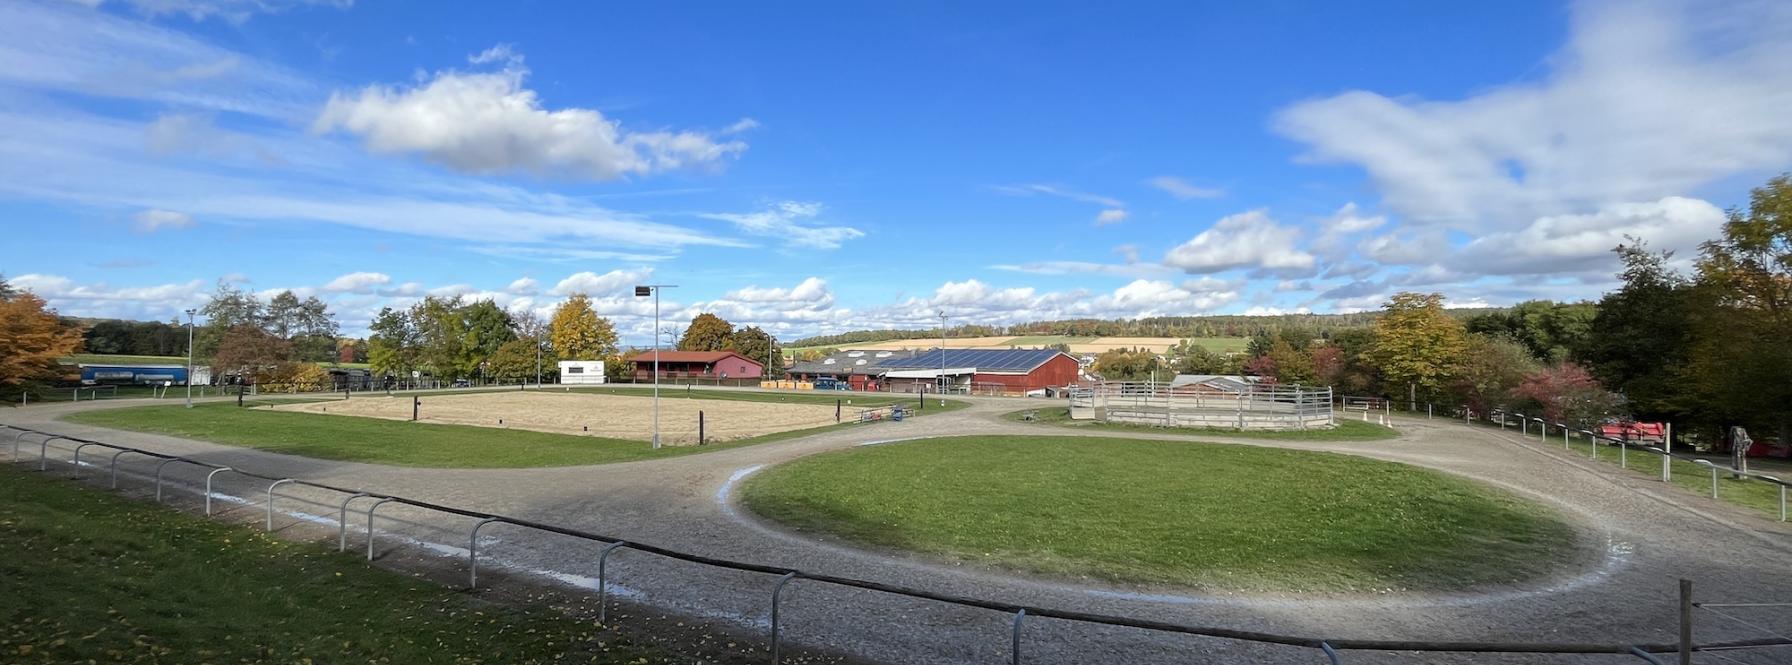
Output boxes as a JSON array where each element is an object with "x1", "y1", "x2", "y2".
[{"x1": 11, "y1": 393, "x2": 1792, "y2": 664}]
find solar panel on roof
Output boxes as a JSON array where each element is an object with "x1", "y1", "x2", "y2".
[{"x1": 875, "y1": 348, "x2": 1058, "y2": 372}]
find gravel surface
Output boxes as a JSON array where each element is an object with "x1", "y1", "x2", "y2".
[{"x1": 8, "y1": 393, "x2": 1792, "y2": 664}]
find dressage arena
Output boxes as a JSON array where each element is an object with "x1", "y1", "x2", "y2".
[{"x1": 272, "y1": 391, "x2": 842, "y2": 445}]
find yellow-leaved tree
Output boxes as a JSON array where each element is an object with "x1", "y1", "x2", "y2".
[
  {"x1": 549, "y1": 294, "x2": 618, "y2": 361},
  {"x1": 0, "y1": 275, "x2": 85, "y2": 400}
]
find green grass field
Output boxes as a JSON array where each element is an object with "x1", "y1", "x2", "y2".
[
  {"x1": 63, "y1": 390, "x2": 966, "y2": 468},
  {"x1": 740, "y1": 435, "x2": 1575, "y2": 592},
  {"x1": 0, "y1": 464, "x2": 664, "y2": 663},
  {"x1": 1001, "y1": 406, "x2": 1399, "y2": 441}
]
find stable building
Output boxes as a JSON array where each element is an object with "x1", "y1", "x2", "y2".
[
  {"x1": 787, "y1": 348, "x2": 1079, "y2": 396},
  {"x1": 626, "y1": 350, "x2": 764, "y2": 382}
]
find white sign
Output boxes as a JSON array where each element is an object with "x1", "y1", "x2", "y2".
[{"x1": 412, "y1": 370, "x2": 421, "y2": 378}]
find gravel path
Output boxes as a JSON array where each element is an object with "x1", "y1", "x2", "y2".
[{"x1": 7, "y1": 394, "x2": 1792, "y2": 664}]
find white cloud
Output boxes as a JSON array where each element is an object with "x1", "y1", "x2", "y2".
[
  {"x1": 1146, "y1": 176, "x2": 1224, "y2": 200},
  {"x1": 1163, "y1": 209, "x2": 1317, "y2": 277},
  {"x1": 314, "y1": 46, "x2": 747, "y2": 180},
  {"x1": 989, "y1": 260, "x2": 1172, "y2": 278},
  {"x1": 506, "y1": 277, "x2": 539, "y2": 295},
  {"x1": 550, "y1": 269, "x2": 652, "y2": 297},
  {"x1": 991, "y1": 183, "x2": 1124, "y2": 208},
  {"x1": 1094, "y1": 208, "x2": 1129, "y2": 225},
  {"x1": 1455, "y1": 196, "x2": 1724, "y2": 275},
  {"x1": 700, "y1": 201, "x2": 865, "y2": 249},
  {"x1": 322, "y1": 271, "x2": 391, "y2": 294},
  {"x1": 114, "y1": 0, "x2": 353, "y2": 24},
  {"x1": 1274, "y1": 1, "x2": 1792, "y2": 230},
  {"x1": 11, "y1": 273, "x2": 207, "y2": 320},
  {"x1": 132, "y1": 208, "x2": 193, "y2": 232}
]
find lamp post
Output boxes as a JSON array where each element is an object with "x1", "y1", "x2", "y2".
[
  {"x1": 534, "y1": 334, "x2": 542, "y2": 388},
  {"x1": 635, "y1": 284, "x2": 677, "y2": 449},
  {"x1": 937, "y1": 310, "x2": 947, "y2": 397},
  {"x1": 184, "y1": 309, "x2": 196, "y2": 408}
]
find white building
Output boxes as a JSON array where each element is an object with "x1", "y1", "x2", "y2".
[{"x1": 557, "y1": 360, "x2": 607, "y2": 385}]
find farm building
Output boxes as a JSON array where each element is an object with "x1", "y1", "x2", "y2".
[
  {"x1": 626, "y1": 350, "x2": 764, "y2": 382},
  {"x1": 787, "y1": 348, "x2": 1079, "y2": 396},
  {"x1": 558, "y1": 360, "x2": 608, "y2": 384},
  {"x1": 1167, "y1": 374, "x2": 1265, "y2": 396},
  {"x1": 786, "y1": 349, "x2": 903, "y2": 391}
]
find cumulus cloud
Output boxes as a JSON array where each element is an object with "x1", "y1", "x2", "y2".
[
  {"x1": 314, "y1": 46, "x2": 748, "y2": 180},
  {"x1": 1455, "y1": 196, "x2": 1725, "y2": 275},
  {"x1": 321, "y1": 271, "x2": 391, "y2": 294},
  {"x1": 132, "y1": 209, "x2": 193, "y2": 232},
  {"x1": 550, "y1": 269, "x2": 651, "y2": 297},
  {"x1": 506, "y1": 277, "x2": 539, "y2": 295},
  {"x1": 1163, "y1": 209, "x2": 1317, "y2": 277},
  {"x1": 1274, "y1": 2, "x2": 1792, "y2": 230},
  {"x1": 700, "y1": 201, "x2": 865, "y2": 249},
  {"x1": 11, "y1": 273, "x2": 207, "y2": 320},
  {"x1": 1146, "y1": 176, "x2": 1224, "y2": 200}
]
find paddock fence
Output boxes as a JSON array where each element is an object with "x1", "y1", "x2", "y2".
[
  {"x1": 9, "y1": 422, "x2": 1789, "y2": 663},
  {"x1": 1069, "y1": 381, "x2": 1333, "y2": 430}
]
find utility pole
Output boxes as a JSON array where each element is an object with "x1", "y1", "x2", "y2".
[
  {"x1": 184, "y1": 309, "x2": 196, "y2": 408},
  {"x1": 635, "y1": 284, "x2": 677, "y2": 449}
]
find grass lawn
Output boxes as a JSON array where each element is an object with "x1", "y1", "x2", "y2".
[
  {"x1": 1001, "y1": 406, "x2": 1399, "y2": 441},
  {"x1": 62, "y1": 390, "x2": 966, "y2": 468},
  {"x1": 0, "y1": 464, "x2": 662, "y2": 663},
  {"x1": 740, "y1": 435, "x2": 1576, "y2": 592}
]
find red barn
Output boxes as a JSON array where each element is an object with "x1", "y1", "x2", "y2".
[
  {"x1": 626, "y1": 350, "x2": 764, "y2": 381},
  {"x1": 876, "y1": 348, "x2": 1081, "y2": 396}
]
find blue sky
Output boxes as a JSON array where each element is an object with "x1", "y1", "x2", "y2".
[{"x1": 4, "y1": 0, "x2": 1791, "y2": 344}]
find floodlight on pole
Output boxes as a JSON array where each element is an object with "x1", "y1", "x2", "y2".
[
  {"x1": 636, "y1": 284, "x2": 677, "y2": 449},
  {"x1": 184, "y1": 309, "x2": 197, "y2": 408}
]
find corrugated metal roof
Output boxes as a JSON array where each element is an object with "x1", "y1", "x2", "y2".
[{"x1": 875, "y1": 348, "x2": 1064, "y2": 372}]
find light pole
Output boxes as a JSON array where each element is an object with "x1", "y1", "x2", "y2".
[
  {"x1": 184, "y1": 309, "x2": 196, "y2": 408},
  {"x1": 534, "y1": 334, "x2": 542, "y2": 388},
  {"x1": 635, "y1": 284, "x2": 678, "y2": 449},
  {"x1": 937, "y1": 310, "x2": 947, "y2": 397}
]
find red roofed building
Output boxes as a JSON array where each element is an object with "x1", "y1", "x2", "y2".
[{"x1": 626, "y1": 350, "x2": 764, "y2": 381}]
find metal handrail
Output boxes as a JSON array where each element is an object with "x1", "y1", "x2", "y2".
[{"x1": 4, "y1": 421, "x2": 1788, "y2": 660}]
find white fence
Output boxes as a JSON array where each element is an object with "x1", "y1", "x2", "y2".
[{"x1": 1069, "y1": 381, "x2": 1334, "y2": 430}]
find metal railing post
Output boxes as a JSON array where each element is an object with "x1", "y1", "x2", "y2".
[
  {"x1": 1628, "y1": 646, "x2": 1665, "y2": 665},
  {"x1": 1780, "y1": 483, "x2": 1787, "y2": 522},
  {"x1": 366, "y1": 497, "x2": 399, "y2": 561},
  {"x1": 770, "y1": 571, "x2": 800, "y2": 664},
  {"x1": 108, "y1": 449, "x2": 144, "y2": 488},
  {"x1": 598, "y1": 541, "x2": 630, "y2": 626},
  {"x1": 71, "y1": 442, "x2": 104, "y2": 478},
  {"x1": 154, "y1": 458, "x2": 186, "y2": 502},
  {"x1": 204, "y1": 467, "x2": 234, "y2": 515},
  {"x1": 467, "y1": 517, "x2": 503, "y2": 589},
  {"x1": 265, "y1": 479, "x2": 296, "y2": 530},
  {"x1": 1320, "y1": 641, "x2": 1343, "y2": 665},
  {"x1": 12, "y1": 429, "x2": 39, "y2": 460},
  {"x1": 338, "y1": 493, "x2": 371, "y2": 551},
  {"x1": 1011, "y1": 608, "x2": 1027, "y2": 665},
  {"x1": 41, "y1": 435, "x2": 72, "y2": 470}
]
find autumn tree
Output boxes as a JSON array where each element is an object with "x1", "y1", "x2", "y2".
[
  {"x1": 1450, "y1": 334, "x2": 1540, "y2": 415},
  {"x1": 1265, "y1": 339, "x2": 1315, "y2": 385},
  {"x1": 1513, "y1": 362, "x2": 1625, "y2": 426},
  {"x1": 0, "y1": 276, "x2": 85, "y2": 400},
  {"x1": 678, "y1": 313, "x2": 736, "y2": 352},
  {"x1": 367, "y1": 307, "x2": 419, "y2": 378},
  {"x1": 1688, "y1": 173, "x2": 1792, "y2": 441},
  {"x1": 1093, "y1": 348, "x2": 1160, "y2": 381},
  {"x1": 1365, "y1": 292, "x2": 1467, "y2": 403},
  {"x1": 197, "y1": 281, "x2": 265, "y2": 358},
  {"x1": 730, "y1": 326, "x2": 784, "y2": 378},
  {"x1": 486, "y1": 338, "x2": 540, "y2": 382},
  {"x1": 549, "y1": 294, "x2": 618, "y2": 361},
  {"x1": 461, "y1": 299, "x2": 516, "y2": 378},
  {"x1": 211, "y1": 325, "x2": 292, "y2": 383},
  {"x1": 1583, "y1": 240, "x2": 1695, "y2": 421}
]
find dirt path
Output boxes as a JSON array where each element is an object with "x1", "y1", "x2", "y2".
[{"x1": 8, "y1": 394, "x2": 1792, "y2": 664}]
